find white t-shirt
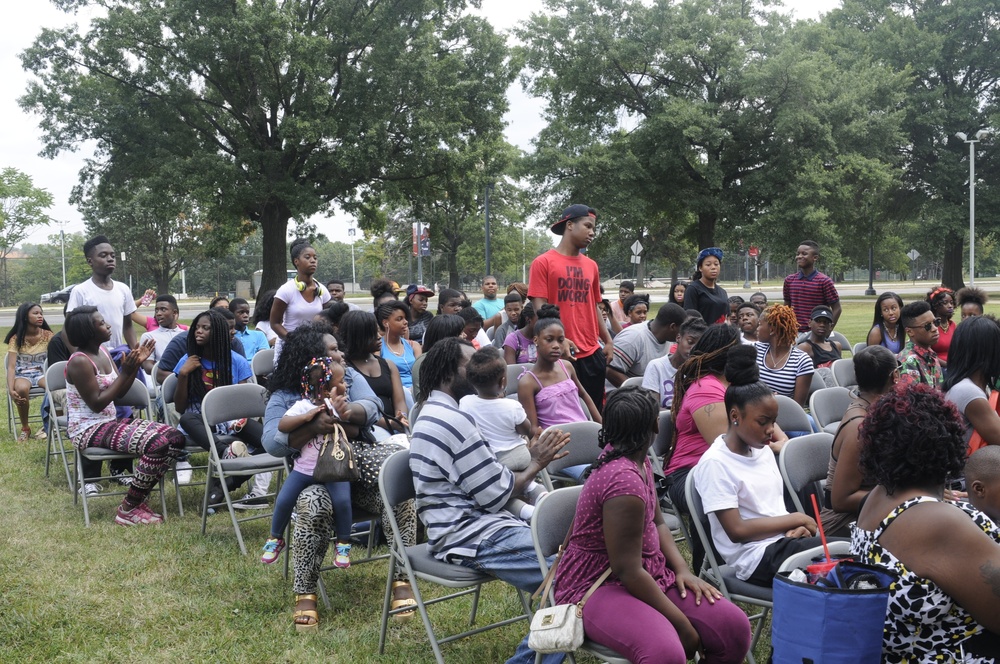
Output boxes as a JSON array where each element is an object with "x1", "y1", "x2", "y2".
[
  {"x1": 274, "y1": 280, "x2": 331, "y2": 358},
  {"x1": 140, "y1": 326, "x2": 185, "y2": 366},
  {"x1": 255, "y1": 321, "x2": 277, "y2": 343},
  {"x1": 693, "y1": 436, "x2": 788, "y2": 580},
  {"x1": 946, "y1": 378, "x2": 989, "y2": 444},
  {"x1": 67, "y1": 278, "x2": 137, "y2": 349},
  {"x1": 458, "y1": 394, "x2": 527, "y2": 453},
  {"x1": 609, "y1": 322, "x2": 668, "y2": 378},
  {"x1": 642, "y1": 355, "x2": 679, "y2": 409}
]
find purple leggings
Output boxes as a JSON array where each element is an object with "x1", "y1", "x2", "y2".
[{"x1": 582, "y1": 584, "x2": 751, "y2": 664}]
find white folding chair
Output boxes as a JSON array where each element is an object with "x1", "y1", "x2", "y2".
[
  {"x1": 778, "y1": 432, "x2": 835, "y2": 516},
  {"x1": 809, "y1": 387, "x2": 853, "y2": 436},
  {"x1": 505, "y1": 362, "x2": 534, "y2": 396},
  {"x1": 76, "y1": 378, "x2": 169, "y2": 526},
  {"x1": 6, "y1": 363, "x2": 46, "y2": 435},
  {"x1": 43, "y1": 361, "x2": 73, "y2": 489},
  {"x1": 530, "y1": 487, "x2": 630, "y2": 664},
  {"x1": 198, "y1": 383, "x2": 287, "y2": 554},
  {"x1": 539, "y1": 421, "x2": 603, "y2": 491},
  {"x1": 831, "y1": 359, "x2": 857, "y2": 389},
  {"x1": 852, "y1": 342, "x2": 866, "y2": 356},
  {"x1": 685, "y1": 473, "x2": 768, "y2": 664},
  {"x1": 377, "y1": 450, "x2": 530, "y2": 664},
  {"x1": 618, "y1": 375, "x2": 645, "y2": 389},
  {"x1": 774, "y1": 394, "x2": 815, "y2": 434},
  {"x1": 829, "y1": 331, "x2": 851, "y2": 356},
  {"x1": 161, "y1": 372, "x2": 211, "y2": 515},
  {"x1": 251, "y1": 347, "x2": 275, "y2": 384}
]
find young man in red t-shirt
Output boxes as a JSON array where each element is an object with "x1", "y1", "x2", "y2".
[{"x1": 528, "y1": 204, "x2": 614, "y2": 411}]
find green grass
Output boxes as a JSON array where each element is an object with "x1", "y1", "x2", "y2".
[{"x1": 6, "y1": 295, "x2": 991, "y2": 663}]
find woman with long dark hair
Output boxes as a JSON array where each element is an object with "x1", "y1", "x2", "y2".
[
  {"x1": 867, "y1": 292, "x2": 905, "y2": 353},
  {"x1": 5, "y1": 302, "x2": 53, "y2": 440},
  {"x1": 944, "y1": 315, "x2": 1000, "y2": 448},
  {"x1": 341, "y1": 310, "x2": 410, "y2": 435}
]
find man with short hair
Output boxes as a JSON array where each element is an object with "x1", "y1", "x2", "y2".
[
  {"x1": 67, "y1": 235, "x2": 138, "y2": 350},
  {"x1": 140, "y1": 295, "x2": 186, "y2": 373},
  {"x1": 326, "y1": 279, "x2": 360, "y2": 310},
  {"x1": 529, "y1": 204, "x2": 614, "y2": 410},
  {"x1": 491, "y1": 292, "x2": 523, "y2": 349},
  {"x1": 897, "y1": 300, "x2": 943, "y2": 390},
  {"x1": 229, "y1": 298, "x2": 270, "y2": 360},
  {"x1": 783, "y1": 240, "x2": 841, "y2": 332},
  {"x1": 410, "y1": 337, "x2": 569, "y2": 664},
  {"x1": 749, "y1": 292, "x2": 768, "y2": 308},
  {"x1": 606, "y1": 302, "x2": 687, "y2": 387},
  {"x1": 643, "y1": 316, "x2": 708, "y2": 409},
  {"x1": 610, "y1": 280, "x2": 634, "y2": 324},
  {"x1": 473, "y1": 275, "x2": 503, "y2": 320}
]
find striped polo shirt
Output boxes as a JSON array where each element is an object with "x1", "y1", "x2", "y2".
[
  {"x1": 409, "y1": 390, "x2": 523, "y2": 562},
  {"x1": 783, "y1": 269, "x2": 839, "y2": 332}
]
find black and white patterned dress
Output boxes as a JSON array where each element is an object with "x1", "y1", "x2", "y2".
[{"x1": 851, "y1": 496, "x2": 996, "y2": 663}]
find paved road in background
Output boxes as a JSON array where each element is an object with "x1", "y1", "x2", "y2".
[{"x1": 7, "y1": 279, "x2": 999, "y2": 327}]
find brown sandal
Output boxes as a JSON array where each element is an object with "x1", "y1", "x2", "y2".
[
  {"x1": 391, "y1": 581, "x2": 416, "y2": 622},
  {"x1": 293, "y1": 593, "x2": 319, "y2": 633}
]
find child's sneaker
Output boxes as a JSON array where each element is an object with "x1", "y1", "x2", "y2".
[
  {"x1": 115, "y1": 503, "x2": 164, "y2": 526},
  {"x1": 334, "y1": 543, "x2": 351, "y2": 569},
  {"x1": 223, "y1": 441, "x2": 248, "y2": 459},
  {"x1": 261, "y1": 537, "x2": 285, "y2": 564}
]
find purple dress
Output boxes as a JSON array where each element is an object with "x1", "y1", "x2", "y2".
[
  {"x1": 525, "y1": 360, "x2": 588, "y2": 429},
  {"x1": 555, "y1": 456, "x2": 675, "y2": 604}
]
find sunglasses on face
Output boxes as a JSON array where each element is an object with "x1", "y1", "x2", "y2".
[{"x1": 907, "y1": 318, "x2": 941, "y2": 332}]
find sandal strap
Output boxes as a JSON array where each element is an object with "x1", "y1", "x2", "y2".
[{"x1": 295, "y1": 593, "x2": 318, "y2": 602}]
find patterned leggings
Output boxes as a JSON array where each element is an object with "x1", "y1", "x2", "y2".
[
  {"x1": 76, "y1": 419, "x2": 186, "y2": 508},
  {"x1": 293, "y1": 440, "x2": 417, "y2": 594}
]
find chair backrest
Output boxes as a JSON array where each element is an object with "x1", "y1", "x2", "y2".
[
  {"x1": 651, "y1": 409, "x2": 674, "y2": 459},
  {"x1": 774, "y1": 394, "x2": 813, "y2": 433},
  {"x1": 113, "y1": 378, "x2": 153, "y2": 417},
  {"x1": 852, "y1": 342, "x2": 866, "y2": 356},
  {"x1": 531, "y1": 486, "x2": 584, "y2": 564},
  {"x1": 831, "y1": 359, "x2": 857, "y2": 389},
  {"x1": 808, "y1": 371, "x2": 827, "y2": 397},
  {"x1": 162, "y1": 372, "x2": 178, "y2": 405},
  {"x1": 776, "y1": 541, "x2": 852, "y2": 573},
  {"x1": 379, "y1": 448, "x2": 416, "y2": 509},
  {"x1": 778, "y1": 432, "x2": 834, "y2": 515},
  {"x1": 809, "y1": 387, "x2": 853, "y2": 431},
  {"x1": 45, "y1": 361, "x2": 68, "y2": 393},
  {"x1": 684, "y1": 470, "x2": 726, "y2": 578},
  {"x1": 199, "y1": 383, "x2": 269, "y2": 427},
  {"x1": 251, "y1": 348, "x2": 275, "y2": 378},
  {"x1": 542, "y1": 420, "x2": 603, "y2": 477},
  {"x1": 619, "y1": 376, "x2": 645, "y2": 389},
  {"x1": 830, "y1": 331, "x2": 851, "y2": 355},
  {"x1": 505, "y1": 363, "x2": 533, "y2": 396}
]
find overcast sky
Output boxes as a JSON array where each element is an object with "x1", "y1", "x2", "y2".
[{"x1": 3, "y1": 0, "x2": 841, "y2": 247}]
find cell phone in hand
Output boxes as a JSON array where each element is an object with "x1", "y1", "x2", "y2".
[{"x1": 325, "y1": 398, "x2": 341, "y2": 420}]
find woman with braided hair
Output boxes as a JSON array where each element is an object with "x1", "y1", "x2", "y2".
[
  {"x1": 755, "y1": 303, "x2": 814, "y2": 407},
  {"x1": 927, "y1": 286, "x2": 956, "y2": 366},
  {"x1": 553, "y1": 386, "x2": 751, "y2": 663}
]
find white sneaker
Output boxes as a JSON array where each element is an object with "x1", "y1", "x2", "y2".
[
  {"x1": 176, "y1": 461, "x2": 193, "y2": 485},
  {"x1": 252, "y1": 471, "x2": 272, "y2": 495},
  {"x1": 78, "y1": 482, "x2": 103, "y2": 497}
]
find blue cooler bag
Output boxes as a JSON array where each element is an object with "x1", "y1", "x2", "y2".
[{"x1": 772, "y1": 561, "x2": 896, "y2": 664}]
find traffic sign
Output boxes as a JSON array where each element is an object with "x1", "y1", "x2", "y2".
[
  {"x1": 631, "y1": 240, "x2": 643, "y2": 255},
  {"x1": 907, "y1": 249, "x2": 920, "y2": 261},
  {"x1": 630, "y1": 255, "x2": 641, "y2": 264},
  {"x1": 748, "y1": 246, "x2": 759, "y2": 257}
]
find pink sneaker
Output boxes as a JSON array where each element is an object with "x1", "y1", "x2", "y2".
[
  {"x1": 261, "y1": 537, "x2": 285, "y2": 564},
  {"x1": 115, "y1": 503, "x2": 164, "y2": 526}
]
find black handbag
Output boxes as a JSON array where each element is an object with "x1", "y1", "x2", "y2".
[{"x1": 313, "y1": 422, "x2": 360, "y2": 482}]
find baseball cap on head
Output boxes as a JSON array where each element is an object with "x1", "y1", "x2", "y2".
[
  {"x1": 810, "y1": 305, "x2": 834, "y2": 321},
  {"x1": 551, "y1": 204, "x2": 597, "y2": 235}
]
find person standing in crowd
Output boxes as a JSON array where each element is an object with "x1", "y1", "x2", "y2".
[
  {"x1": 611, "y1": 281, "x2": 635, "y2": 324},
  {"x1": 326, "y1": 279, "x2": 360, "y2": 311},
  {"x1": 783, "y1": 240, "x2": 841, "y2": 333},
  {"x1": 229, "y1": 298, "x2": 270, "y2": 361},
  {"x1": 867, "y1": 292, "x2": 905, "y2": 353},
  {"x1": 957, "y1": 286, "x2": 989, "y2": 320},
  {"x1": 270, "y1": 239, "x2": 331, "y2": 360},
  {"x1": 529, "y1": 204, "x2": 614, "y2": 411},
  {"x1": 606, "y1": 302, "x2": 685, "y2": 387},
  {"x1": 404, "y1": 284, "x2": 435, "y2": 342},
  {"x1": 683, "y1": 247, "x2": 729, "y2": 325},
  {"x1": 927, "y1": 286, "x2": 956, "y2": 367},
  {"x1": 897, "y1": 300, "x2": 943, "y2": 390}
]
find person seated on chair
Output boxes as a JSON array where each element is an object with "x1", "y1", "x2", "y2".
[
  {"x1": 606, "y1": 302, "x2": 685, "y2": 388},
  {"x1": 852, "y1": 384, "x2": 1000, "y2": 662},
  {"x1": 692, "y1": 345, "x2": 824, "y2": 587},
  {"x1": 819, "y1": 345, "x2": 898, "y2": 538},
  {"x1": 944, "y1": 315, "x2": 1000, "y2": 448},
  {"x1": 503, "y1": 302, "x2": 538, "y2": 365},
  {"x1": 138, "y1": 295, "x2": 186, "y2": 375},
  {"x1": 966, "y1": 446, "x2": 1000, "y2": 529},
  {"x1": 410, "y1": 337, "x2": 571, "y2": 664},
  {"x1": 64, "y1": 306, "x2": 185, "y2": 526},
  {"x1": 555, "y1": 386, "x2": 751, "y2": 663},
  {"x1": 5, "y1": 302, "x2": 53, "y2": 441},
  {"x1": 260, "y1": 322, "x2": 417, "y2": 633},
  {"x1": 340, "y1": 311, "x2": 410, "y2": 438},
  {"x1": 172, "y1": 309, "x2": 264, "y2": 508},
  {"x1": 458, "y1": 347, "x2": 546, "y2": 521},
  {"x1": 229, "y1": 298, "x2": 270, "y2": 361},
  {"x1": 643, "y1": 316, "x2": 707, "y2": 411},
  {"x1": 796, "y1": 305, "x2": 842, "y2": 379}
]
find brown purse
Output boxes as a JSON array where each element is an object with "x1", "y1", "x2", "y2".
[{"x1": 312, "y1": 423, "x2": 360, "y2": 482}]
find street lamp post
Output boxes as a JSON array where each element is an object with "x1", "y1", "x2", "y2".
[
  {"x1": 484, "y1": 183, "x2": 494, "y2": 276},
  {"x1": 348, "y1": 224, "x2": 357, "y2": 294},
  {"x1": 956, "y1": 130, "x2": 989, "y2": 286}
]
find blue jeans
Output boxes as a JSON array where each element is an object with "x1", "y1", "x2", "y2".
[
  {"x1": 457, "y1": 525, "x2": 565, "y2": 664},
  {"x1": 271, "y1": 469, "x2": 352, "y2": 542}
]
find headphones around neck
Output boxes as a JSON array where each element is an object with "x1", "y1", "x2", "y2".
[{"x1": 294, "y1": 275, "x2": 324, "y2": 296}]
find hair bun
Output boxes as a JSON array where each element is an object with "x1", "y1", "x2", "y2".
[
  {"x1": 724, "y1": 344, "x2": 759, "y2": 386},
  {"x1": 537, "y1": 303, "x2": 561, "y2": 320}
]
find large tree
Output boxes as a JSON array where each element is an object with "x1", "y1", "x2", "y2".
[
  {"x1": 0, "y1": 168, "x2": 53, "y2": 306},
  {"x1": 20, "y1": 0, "x2": 515, "y2": 294}
]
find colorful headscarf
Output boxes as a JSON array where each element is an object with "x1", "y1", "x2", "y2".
[{"x1": 696, "y1": 247, "x2": 724, "y2": 266}]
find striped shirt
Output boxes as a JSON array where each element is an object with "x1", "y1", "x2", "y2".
[
  {"x1": 783, "y1": 269, "x2": 839, "y2": 332},
  {"x1": 409, "y1": 390, "x2": 523, "y2": 562},
  {"x1": 755, "y1": 343, "x2": 814, "y2": 398}
]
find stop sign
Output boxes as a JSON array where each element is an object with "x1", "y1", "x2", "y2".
[{"x1": 748, "y1": 246, "x2": 759, "y2": 257}]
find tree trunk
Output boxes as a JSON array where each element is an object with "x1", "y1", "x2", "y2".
[
  {"x1": 941, "y1": 231, "x2": 966, "y2": 290},
  {"x1": 447, "y1": 243, "x2": 460, "y2": 290},
  {"x1": 258, "y1": 204, "x2": 292, "y2": 295},
  {"x1": 697, "y1": 211, "x2": 717, "y2": 250}
]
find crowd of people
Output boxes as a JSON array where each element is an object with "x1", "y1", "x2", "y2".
[{"x1": 10, "y1": 208, "x2": 1000, "y2": 662}]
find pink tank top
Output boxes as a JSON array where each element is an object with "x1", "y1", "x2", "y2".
[
  {"x1": 525, "y1": 360, "x2": 588, "y2": 429},
  {"x1": 65, "y1": 348, "x2": 119, "y2": 440}
]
